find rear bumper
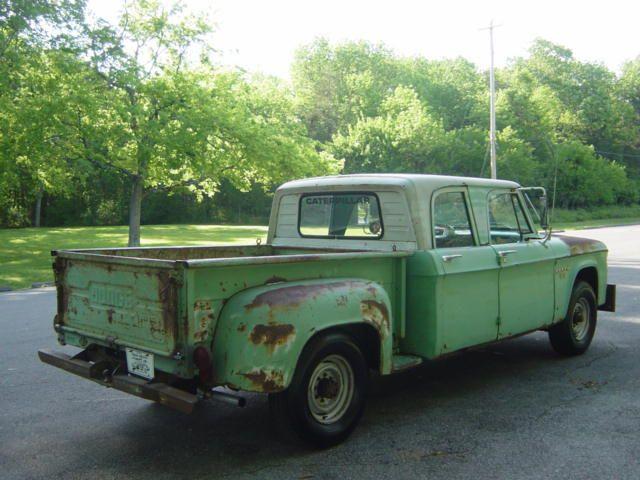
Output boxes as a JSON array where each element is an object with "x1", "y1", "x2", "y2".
[
  {"x1": 599, "y1": 284, "x2": 616, "y2": 312},
  {"x1": 38, "y1": 349, "x2": 198, "y2": 414}
]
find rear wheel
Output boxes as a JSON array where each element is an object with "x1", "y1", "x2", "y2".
[
  {"x1": 269, "y1": 332, "x2": 368, "y2": 448},
  {"x1": 549, "y1": 281, "x2": 597, "y2": 356}
]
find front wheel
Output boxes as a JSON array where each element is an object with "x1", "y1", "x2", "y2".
[
  {"x1": 269, "y1": 332, "x2": 368, "y2": 448},
  {"x1": 549, "y1": 281, "x2": 597, "y2": 356}
]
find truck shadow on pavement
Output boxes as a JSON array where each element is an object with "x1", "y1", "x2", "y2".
[{"x1": 59, "y1": 330, "x2": 618, "y2": 478}]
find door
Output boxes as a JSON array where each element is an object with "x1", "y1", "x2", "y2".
[
  {"x1": 487, "y1": 190, "x2": 556, "y2": 338},
  {"x1": 430, "y1": 188, "x2": 500, "y2": 354}
]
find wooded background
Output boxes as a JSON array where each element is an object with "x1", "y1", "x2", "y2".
[{"x1": 2, "y1": 1, "x2": 640, "y2": 244}]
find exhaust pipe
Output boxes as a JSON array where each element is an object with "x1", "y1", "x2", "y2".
[{"x1": 208, "y1": 389, "x2": 246, "y2": 407}]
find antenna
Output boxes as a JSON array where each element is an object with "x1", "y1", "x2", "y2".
[
  {"x1": 480, "y1": 20, "x2": 502, "y2": 179},
  {"x1": 549, "y1": 147, "x2": 558, "y2": 236},
  {"x1": 543, "y1": 139, "x2": 558, "y2": 243}
]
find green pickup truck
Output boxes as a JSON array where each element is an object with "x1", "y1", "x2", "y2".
[{"x1": 39, "y1": 174, "x2": 616, "y2": 446}]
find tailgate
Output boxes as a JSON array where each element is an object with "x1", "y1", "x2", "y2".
[{"x1": 54, "y1": 255, "x2": 180, "y2": 356}]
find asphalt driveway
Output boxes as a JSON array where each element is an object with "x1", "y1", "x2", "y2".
[{"x1": 1, "y1": 225, "x2": 639, "y2": 479}]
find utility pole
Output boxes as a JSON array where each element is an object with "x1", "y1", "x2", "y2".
[{"x1": 480, "y1": 20, "x2": 501, "y2": 179}]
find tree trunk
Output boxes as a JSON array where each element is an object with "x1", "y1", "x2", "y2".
[
  {"x1": 34, "y1": 188, "x2": 43, "y2": 227},
  {"x1": 128, "y1": 176, "x2": 143, "y2": 247}
]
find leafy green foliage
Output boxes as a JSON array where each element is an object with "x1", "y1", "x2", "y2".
[
  {"x1": 0, "y1": 1, "x2": 338, "y2": 242},
  {"x1": 300, "y1": 37, "x2": 639, "y2": 209},
  {"x1": 332, "y1": 86, "x2": 448, "y2": 173},
  {"x1": 0, "y1": 1, "x2": 88, "y2": 227},
  {"x1": 551, "y1": 141, "x2": 636, "y2": 207},
  {"x1": 292, "y1": 39, "x2": 402, "y2": 142},
  {"x1": 1, "y1": 5, "x2": 639, "y2": 234}
]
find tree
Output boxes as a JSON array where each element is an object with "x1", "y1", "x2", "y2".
[
  {"x1": 398, "y1": 57, "x2": 487, "y2": 131},
  {"x1": 504, "y1": 39, "x2": 635, "y2": 155},
  {"x1": 4, "y1": 12, "x2": 640, "y2": 229},
  {"x1": 0, "y1": 0, "x2": 87, "y2": 227},
  {"x1": 549, "y1": 141, "x2": 636, "y2": 208},
  {"x1": 53, "y1": 1, "x2": 337, "y2": 245},
  {"x1": 292, "y1": 39, "x2": 401, "y2": 143},
  {"x1": 332, "y1": 86, "x2": 449, "y2": 173},
  {"x1": 617, "y1": 59, "x2": 640, "y2": 177},
  {"x1": 495, "y1": 127, "x2": 538, "y2": 186}
]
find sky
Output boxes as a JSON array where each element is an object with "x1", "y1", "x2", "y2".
[{"x1": 88, "y1": 0, "x2": 639, "y2": 78}]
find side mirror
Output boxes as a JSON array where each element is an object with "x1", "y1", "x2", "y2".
[{"x1": 520, "y1": 187, "x2": 549, "y2": 231}]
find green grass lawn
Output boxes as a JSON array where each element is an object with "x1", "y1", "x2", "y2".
[
  {"x1": 551, "y1": 205, "x2": 640, "y2": 229},
  {"x1": 0, "y1": 224, "x2": 268, "y2": 290},
  {"x1": 553, "y1": 216, "x2": 640, "y2": 230}
]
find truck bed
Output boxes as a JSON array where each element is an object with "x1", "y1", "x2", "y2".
[
  {"x1": 52, "y1": 244, "x2": 408, "y2": 378},
  {"x1": 58, "y1": 244, "x2": 361, "y2": 261}
]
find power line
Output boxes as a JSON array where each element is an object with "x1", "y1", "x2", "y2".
[{"x1": 595, "y1": 150, "x2": 640, "y2": 160}]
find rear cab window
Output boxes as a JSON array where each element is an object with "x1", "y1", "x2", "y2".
[
  {"x1": 298, "y1": 192, "x2": 383, "y2": 239},
  {"x1": 432, "y1": 190, "x2": 476, "y2": 248},
  {"x1": 487, "y1": 190, "x2": 532, "y2": 244}
]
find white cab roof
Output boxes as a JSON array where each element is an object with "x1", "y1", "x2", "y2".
[{"x1": 278, "y1": 173, "x2": 520, "y2": 192}]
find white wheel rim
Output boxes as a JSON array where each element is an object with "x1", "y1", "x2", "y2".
[
  {"x1": 307, "y1": 354, "x2": 354, "y2": 425},
  {"x1": 571, "y1": 297, "x2": 591, "y2": 342}
]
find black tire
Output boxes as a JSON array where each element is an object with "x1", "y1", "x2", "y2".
[
  {"x1": 269, "y1": 332, "x2": 368, "y2": 448},
  {"x1": 549, "y1": 281, "x2": 597, "y2": 356}
]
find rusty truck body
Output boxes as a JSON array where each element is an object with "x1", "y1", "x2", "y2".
[{"x1": 39, "y1": 174, "x2": 616, "y2": 446}]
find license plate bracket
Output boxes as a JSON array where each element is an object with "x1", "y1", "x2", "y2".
[{"x1": 125, "y1": 348, "x2": 154, "y2": 380}]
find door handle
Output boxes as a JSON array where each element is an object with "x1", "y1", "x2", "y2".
[
  {"x1": 497, "y1": 249, "x2": 517, "y2": 264},
  {"x1": 442, "y1": 254, "x2": 462, "y2": 262}
]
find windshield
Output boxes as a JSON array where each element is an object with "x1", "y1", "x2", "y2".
[{"x1": 299, "y1": 192, "x2": 383, "y2": 239}]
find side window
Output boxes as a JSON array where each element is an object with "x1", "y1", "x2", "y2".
[
  {"x1": 433, "y1": 191, "x2": 475, "y2": 248},
  {"x1": 488, "y1": 192, "x2": 531, "y2": 244}
]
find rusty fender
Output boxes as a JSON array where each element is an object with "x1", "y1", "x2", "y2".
[
  {"x1": 550, "y1": 235, "x2": 609, "y2": 322},
  {"x1": 555, "y1": 235, "x2": 607, "y2": 257},
  {"x1": 210, "y1": 278, "x2": 394, "y2": 393}
]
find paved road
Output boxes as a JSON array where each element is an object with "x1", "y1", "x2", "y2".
[{"x1": 2, "y1": 225, "x2": 639, "y2": 479}]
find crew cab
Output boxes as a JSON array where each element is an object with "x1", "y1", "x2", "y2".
[{"x1": 39, "y1": 174, "x2": 616, "y2": 446}]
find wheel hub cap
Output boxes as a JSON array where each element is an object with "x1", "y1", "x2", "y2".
[
  {"x1": 571, "y1": 297, "x2": 591, "y2": 342},
  {"x1": 307, "y1": 354, "x2": 354, "y2": 425}
]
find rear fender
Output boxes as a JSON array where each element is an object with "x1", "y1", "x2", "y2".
[{"x1": 210, "y1": 278, "x2": 393, "y2": 393}]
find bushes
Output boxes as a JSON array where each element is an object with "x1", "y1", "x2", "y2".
[
  {"x1": 550, "y1": 142, "x2": 638, "y2": 208},
  {"x1": 553, "y1": 205, "x2": 640, "y2": 224}
]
